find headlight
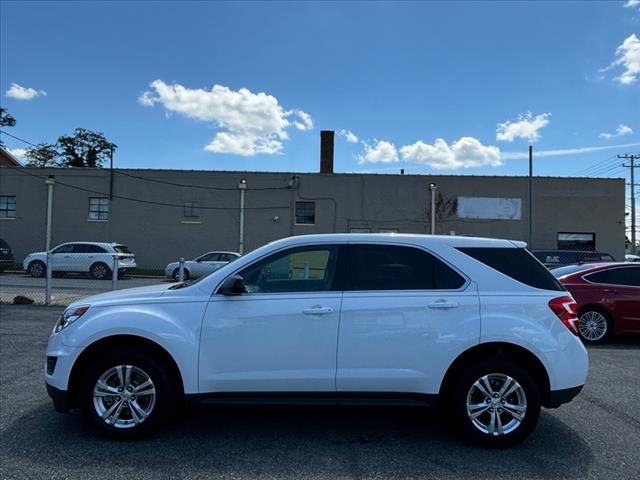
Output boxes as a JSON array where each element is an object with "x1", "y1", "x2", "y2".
[{"x1": 54, "y1": 305, "x2": 90, "y2": 333}]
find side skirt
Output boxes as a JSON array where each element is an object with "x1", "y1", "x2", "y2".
[{"x1": 184, "y1": 391, "x2": 439, "y2": 408}]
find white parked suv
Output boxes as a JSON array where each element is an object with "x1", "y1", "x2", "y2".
[
  {"x1": 45, "y1": 234, "x2": 588, "y2": 447},
  {"x1": 24, "y1": 242, "x2": 136, "y2": 279}
]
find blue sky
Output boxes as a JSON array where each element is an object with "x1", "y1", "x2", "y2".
[{"x1": 1, "y1": 0, "x2": 639, "y2": 178}]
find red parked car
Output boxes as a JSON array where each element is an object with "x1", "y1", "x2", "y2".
[{"x1": 552, "y1": 263, "x2": 640, "y2": 344}]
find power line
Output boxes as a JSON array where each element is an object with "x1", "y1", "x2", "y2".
[
  {"x1": 114, "y1": 170, "x2": 291, "y2": 191},
  {"x1": 0, "y1": 130, "x2": 40, "y2": 148},
  {"x1": 6, "y1": 165, "x2": 291, "y2": 211}
]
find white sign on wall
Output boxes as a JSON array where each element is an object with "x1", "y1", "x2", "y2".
[{"x1": 457, "y1": 197, "x2": 522, "y2": 220}]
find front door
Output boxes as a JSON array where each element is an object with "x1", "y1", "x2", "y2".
[
  {"x1": 199, "y1": 244, "x2": 344, "y2": 393},
  {"x1": 50, "y1": 244, "x2": 75, "y2": 272},
  {"x1": 337, "y1": 243, "x2": 480, "y2": 395}
]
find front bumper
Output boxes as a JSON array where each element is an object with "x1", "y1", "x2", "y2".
[{"x1": 46, "y1": 383, "x2": 70, "y2": 413}]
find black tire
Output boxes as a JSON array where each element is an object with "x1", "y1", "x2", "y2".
[
  {"x1": 27, "y1": 260, "x2": 46, "y2": 278},
  {"x1": 89, "y1": 262, "x2": 112, "y2": 280},
  {"x1": 449, "y1": 359, "x2": 541, "y2": 448},
  {"x1": 172, "y1": 268, "x2": 191, "y2": 282},
  {"x1": 578, "y1": 308, "x2": 612, "y2": 345},
  {"x1": 79, "y1": 349, "x2": 177, "y2": 440}
]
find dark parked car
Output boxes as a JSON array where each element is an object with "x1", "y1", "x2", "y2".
[
  {"x1": 556, "y1": 263, "x2": 640, "y2": 343},
  {"x1": 532, "y1": 249, "x2": 615, "y2": 268},
  {"x1": 0, "y1": 238, "x2": 17, "y2": 273}
]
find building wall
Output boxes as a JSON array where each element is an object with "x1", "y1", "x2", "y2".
[{"x1": 0, "y1": 166, "x2": 626, "y2": 268}]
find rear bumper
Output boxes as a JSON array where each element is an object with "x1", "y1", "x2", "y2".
[
  {"x1": 546, "y1": 385, "x2": 584, "y2": 408},
  {"x1": 46, "y1": 383, "x2": 70, "y2": 413}
]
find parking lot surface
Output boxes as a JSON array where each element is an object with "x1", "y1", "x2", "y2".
[
  {"x1": 1, "y1": 305, "x2": 639, "y2": 479},
  {"x1": 0, "y1": 273, "x2": 167, "y2": 305}
]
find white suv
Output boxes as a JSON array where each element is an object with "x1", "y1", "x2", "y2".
[
  {"x1": 44, "y1": 234, "x2": 588, "y2": 447},
  {"x1": 24, "y1": 242, "x2": 136, "y2": 279}
]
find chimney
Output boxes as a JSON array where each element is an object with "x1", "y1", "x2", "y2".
[{"x1": 320, "y1": 130, "x2": 334, "y2": 174}]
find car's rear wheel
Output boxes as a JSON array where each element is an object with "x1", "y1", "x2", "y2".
[
  {"x1": 80, "y1": 349, "x2": 176, "y2": 439},
  {"x1": 451, "y1": 360, "x2": 540, "y2": 448},
  {"x1": 27, "y1": 260, "x2": 46, "y2": 278},
  {"x1": 578, "y1": 309, "x2": 611, "y2": 344},
  {"x1": 89, "y1": 262, "x2": 111, "y2": 280},
  {"x1": 172, "y1": 268, "x2": 191, "y2": 282}
]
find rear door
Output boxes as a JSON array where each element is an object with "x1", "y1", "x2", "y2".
[
  {"x1": 585, "y1": 266, "x2": 640, "y2": 332},
  {"x1": 336, "y1": 243, "x2": 480, "y2": 395}
]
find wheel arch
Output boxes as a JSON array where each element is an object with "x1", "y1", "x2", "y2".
[
  {"x1": 439, "y1": 342, "x2": 552, "y2": 408},
  {"x1": 67, "y1": 334, "x2": 185, "y2": 408}
]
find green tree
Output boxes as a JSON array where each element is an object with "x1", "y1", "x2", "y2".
[
  {"x1": 0, "y1": 107, "x2": 17, "y2": 146},
  {"x1": 25, "y1": 143, "x2": 59, "y2": 167},
  {"x1": 22, "y1": 128, "x2": 117, "y2": 168},
  {"x1": 57, "y1": 128, "x2": 116, "y2": 167}
]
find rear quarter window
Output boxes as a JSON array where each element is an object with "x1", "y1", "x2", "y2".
[
  {"x1": 114, "y1": 245, "x2": 132, "y2": 254},
  {"x1": 458, "y1": 247, "x2": 565, "y2": 291}
]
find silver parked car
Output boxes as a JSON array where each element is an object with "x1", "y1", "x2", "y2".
[{"x1": 164, "y1": 251, "x2": 240, "y2": 281}]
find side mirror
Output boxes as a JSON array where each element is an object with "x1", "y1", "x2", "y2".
[{"x1": 219, "y1": 275, "x2": 246, "y2": 296}]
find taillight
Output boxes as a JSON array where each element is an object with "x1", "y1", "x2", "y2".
[{"x1": 549, "y1": 296, "x2": 579, "y2": 336}]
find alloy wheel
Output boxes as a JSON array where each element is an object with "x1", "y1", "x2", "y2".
[
  {"x1": 579, "y1": 311, "x2": 608, "y2": 342},
  {"x1": 92, "y1": 365, "x2": 156, "y2": 429},
  {"x1": 466, "y1": 373, "x2": 527, "y2": 436}
]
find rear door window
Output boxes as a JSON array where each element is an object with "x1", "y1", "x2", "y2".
[
  {"x1": 586, "y1": 267, "x2": 640, "y2": 287},
  {"x1": 73, "y1": 244, "x2": 107, "y2": 254},
  {"x1": 345, "y1": 244, "x2": 466, "y2": 291},
  {"x1": 458, "y1": 247, "x2": 565, "y2": 291}
]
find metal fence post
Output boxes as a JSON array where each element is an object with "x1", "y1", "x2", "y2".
[
  {"x1": 112, "y1": 254, "x2": 118, "y2": 290},
  {"x1": 178, "y1": 257, "x2": 185, "y2": 283},
  {"x1": 45, "y1": 250, "x2": 52, "y2": 305}
]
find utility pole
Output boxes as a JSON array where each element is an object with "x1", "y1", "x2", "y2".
[
  {"x1": 238, "y1": 179, "x2": 247, "y2": 254},
  {"x1": 429, "y1": 183, "x2": 437, "y2": 234},
  {"x1": 109, "y1": 147, "x2": 114, "y2": 200},
  {"x1": 529, "y1": 145, "x2": 533, "y2": 250},
  {"x1": 619, "y1": 154, "x2": 639, "y2": 255},
  {"x1": 45, "y1": 175, "x2": 55, "y2": 251}
]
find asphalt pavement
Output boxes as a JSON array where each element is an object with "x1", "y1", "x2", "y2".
[
  {"x1": 0, "y1": 273, "x2": 167, "y2": 305},
  {"x1": 1, "y1": 305, "x2": 639, "y2": 479}
]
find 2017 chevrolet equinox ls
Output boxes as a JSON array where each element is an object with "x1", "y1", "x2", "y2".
[{"x1": 45, "y1": 234, "x2": 588, "y2": 448}]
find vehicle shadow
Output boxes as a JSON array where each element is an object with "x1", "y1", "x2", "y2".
[{"x1": 2, "y1": 401, "x2": 594, "y2": 478}]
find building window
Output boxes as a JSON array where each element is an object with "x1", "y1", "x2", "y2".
[
  {"x1": 184, "y1": 201, "x2": 201, "y2": 218},
  {"x1": 0, "y1": 195, "x2": 16, "y2": 219},
  {"x1": 88, "y1": 197, "x2": 109, "y2": 220},
  {"x1": 349, "y1": 228, "x2": 371, "y2": 233},
  {"x1": 558, "y1": 232, "x2": 595, "y2": 251},
  {"x1": 295, "y1": 201, "x2": 315, "y2": 225}
]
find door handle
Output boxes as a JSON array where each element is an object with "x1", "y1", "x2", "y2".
[
  {"x1": 64, "y1": 255, "x2": 71, "y2": 258},
  {"x1": 428, "y1": 300, "x2": 459, "y2": 309},
  {"x1": 603, "y1": 288, "x2": 618, "y2": 294},
  {"x1": 303, "y1": 306, "x2": 334, "y2": 315}
]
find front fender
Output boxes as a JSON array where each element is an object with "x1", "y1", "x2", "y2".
[{"x1": 60, "y1": 301, "x2": 208, "y2": 394}]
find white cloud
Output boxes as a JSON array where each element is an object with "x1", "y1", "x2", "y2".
[
  {"x1": 501, "y1": 142, "x2": 640, "y2": 160},
  {"x1": 496, "y1": 112, "x2": 551, "y2": 142},
  {"x1": 139, "y1": 80, "x2": 313, "y2": 156},
  {"x1": 292, "y1": 109, "x2": 313, "y2": 131},
  {"x1": 357, "y1": 140, "x2": 399, "y2": 164},
  {"x1": 338, "y1": 129, "x2": 359, "y2": 143},
  {"x1": 624, "y1": 1, "x2": 640, "y2": 9},
  {"x1": 5, "y1": 83, "x2": 47, "y2": 100},
  {"x1": 599, "y1": 124, "x2": 634, "y2": 139},
  {"x1": 7, "y1": 148, "x2": 27, "y2": 159},
  {"x1": 400, "y1": 137, "x2": 502, "y2": 169},
  {"x1": 601, "y1": 34, "x2": 640, "y2": 85}
]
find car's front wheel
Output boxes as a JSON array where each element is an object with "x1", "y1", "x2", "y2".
[
  {"x1": 172, "y1": 268, "x2": 191, "y2": 282},
  {"x1": 27, "y1": 260, "x2": 46, "y2": 278},
  {"x1": 80, "y1": 350, "x2": 176, "y2": 439},
  {"x1": 451, "y1": 360, "x2": 541, "y2": 448}
]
